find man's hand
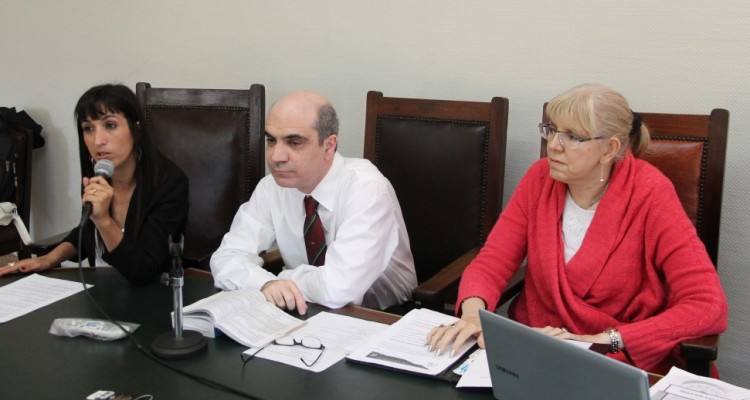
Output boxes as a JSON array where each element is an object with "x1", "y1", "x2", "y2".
[{"x1": 260, "y1": 279, "x2": 308, "y2": 315}]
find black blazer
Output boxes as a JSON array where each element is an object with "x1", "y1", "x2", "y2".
[{"x1": 64, "y1": 156, "x2": 189, "y2": 285}]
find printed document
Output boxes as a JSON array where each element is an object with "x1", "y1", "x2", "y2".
[
  {"x1": 650, "y1": 367, "x2": 750, "y2": 399},
  {"x1": 0, "y1": 274, "x2": 90, "y2": 323},
  {"x1": 242, "y1": 311, "x2": 387, "y2": 372},
  {"x1": 346, "y1": 308, "x2": 476, "y2": 375}
]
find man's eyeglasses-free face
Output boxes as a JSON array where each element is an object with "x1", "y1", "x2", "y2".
[
  {"x1": 241, "y1": 336, "x2": 325, "y2": 367},
  {"x1": 538, "y1": 123, "x2": 606, "y2": 150}
]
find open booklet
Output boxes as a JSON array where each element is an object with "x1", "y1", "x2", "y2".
[
  {"x1": 346, "y1": 308, "x2": 477, "y2": 382},
  {"x1": 181, "y1": 289, "x2": 305, "y2": 348}
]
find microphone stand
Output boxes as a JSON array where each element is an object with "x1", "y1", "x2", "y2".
[{"x1": 151, "y1": 234, "x2": 207, "y2": 359}]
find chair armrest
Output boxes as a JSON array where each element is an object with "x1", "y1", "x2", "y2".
[
  {"x1": 183, "y1": 247, "x2": 284, "y2": 276},
  {"x1": 181, "y1": 240, "x2": 221, "y2": 270},
  {"x1": 680, "y1": 334, "x2": 719, "y2": 377},
  {"x1": 260, "y1": 249, "x2": 284, "y2": 275},
  {"x1": 184, "y1": 267, "x2": 214, "y2": 281},
  {"x1": 26, "y1": 232, "x2": 69, "y2": 257},
  {"x1": 413, "y1": 247, "x2": 480, "y2": 310}
]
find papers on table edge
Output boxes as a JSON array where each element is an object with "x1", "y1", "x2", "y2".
[
  {"x1": 0, "y1": 274, "x2": 91, "y2": 323},
  {"x1": 346, "y1": 308, "x2": 477, "y2": 379},
  {"x1": 650, "y1": 366, "x2": 750, "y2": 399},
  {"x1": 239, "y1": 308, "x2": 477, "y2": 377},
  {"x1": 243, "y1": 311, "x2": 388, "y2": 373}
]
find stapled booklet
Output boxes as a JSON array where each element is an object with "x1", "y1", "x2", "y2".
[
  {"x1": 181, "y1": 288, "x2": 305, "y2": 348},
  {"x1": 346, "y1": 308, "x2": 477, "y2": 383}
]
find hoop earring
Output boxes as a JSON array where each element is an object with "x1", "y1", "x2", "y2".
[{"x1": 599, "y1": 163, "x2": 605, "y2": 182}]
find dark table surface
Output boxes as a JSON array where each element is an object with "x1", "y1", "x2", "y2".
[{"x1": 0, "y1": 268, "x2": 492, "y2": 399}]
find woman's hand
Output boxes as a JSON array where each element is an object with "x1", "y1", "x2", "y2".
[
  {"x1": 425, "y1": 297, "x2": 486, "y2": 357},
  {"x1": 0, "y1": 257, "x2": 54, "y2": 277},
  {"x1": 534, "y1": 326, "x2": 611, "y2": 345},
  {"x1": 82, "y1": 176, "x2": 114, "y2": 224}
]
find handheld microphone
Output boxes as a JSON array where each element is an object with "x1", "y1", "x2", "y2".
[{"x1": 79, "y1": 159, "x2": 115, "y2": 228}]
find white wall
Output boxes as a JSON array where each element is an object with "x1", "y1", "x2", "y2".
[{"x1": 2, "y1": 0, "x2": 748, "y2": 386}]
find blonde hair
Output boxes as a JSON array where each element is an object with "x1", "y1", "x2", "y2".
[{"x1": 545, "y1": 83, "x2": 650, "y2": 157}]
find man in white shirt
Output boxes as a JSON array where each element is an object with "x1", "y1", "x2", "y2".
[{"x1": 210, "y1": 91, "x2": 417, "y2": 313}]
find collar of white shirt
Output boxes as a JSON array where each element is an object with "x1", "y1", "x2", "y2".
[{"x1": 297, "y1": 152, "x2": 343, "y2": 213}]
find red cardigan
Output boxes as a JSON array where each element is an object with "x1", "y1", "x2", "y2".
[{"x1": 457, "y1": 152, "x2": 728, "y2": 374}]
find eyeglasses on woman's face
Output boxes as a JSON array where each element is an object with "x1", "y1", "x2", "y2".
[{"x1": 538, "y1": 123, "x2": 606, "y2": 150}]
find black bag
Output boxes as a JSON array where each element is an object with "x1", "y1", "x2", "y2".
[
  {"x1": 0, "y1": 107, "x2": 44, "y2": 149},
  {"x1": 0, "y1": 108, "x2": 43, "y2": 203},
  {"x1": 0, "y1": 120, "x2": 19, "y2": 203}
]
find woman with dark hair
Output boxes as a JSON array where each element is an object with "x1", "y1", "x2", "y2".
[
  {"x1": 427, "y1": 83, "x2": 727, "y2": 375},
  {"x1": 0, "y1": 84, "x2": 188, "y2": 284}
]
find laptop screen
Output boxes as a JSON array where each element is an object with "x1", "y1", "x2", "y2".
[{"x1": 479, "y1": 309, "x2": 650, "y2": 400}]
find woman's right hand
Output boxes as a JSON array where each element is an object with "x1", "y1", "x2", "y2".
[
  {"x1": 425, "y1": 297, "x2": 487, "y2": 357},
  {"x1": 82, "y1": 176, "x2": 115, "y2": 224},
  {"x1": 0, "y1": 257, "x2": 54, "y2": 277}
]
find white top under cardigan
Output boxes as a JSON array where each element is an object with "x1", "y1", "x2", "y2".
[{"x1": 562, "y1": 190, "x2": 596, "y2": 264}]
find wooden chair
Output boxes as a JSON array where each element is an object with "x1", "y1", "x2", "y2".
[
  {"x1": 135, "y1": 82, "x2": 266, "y2": 270},
  {"x1": 527, "y1": 106, "x2": 729, "y2": 376},
  {"x1": 363, "y1": 91, "x2": 508, "y2": 312},
  {"x1": 637, "y1": 109, "x2": 728, "y2": 376}
]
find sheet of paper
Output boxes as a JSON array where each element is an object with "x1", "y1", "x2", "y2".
[
  {"x1": 562, "y1": 339, "x2": 593, "y2": 350},
  {"x1": 650, "y1": 367, "x2": 750, "y2": 399},
  {"x1": 243, "y1": 311, "x2": 388, "y2": 372},
  {"x1": 455, "y1": 340, "x2": 591, "y2": 388},
  {"x1": 455, "y1": 349, "x2": 490, "y2": 387},
  {"x1": 0, "y1": 274, "x2": 90, "y2": 323},
  {"x1": 346, "y1": 308, "x2": 476, "y2": 376}
]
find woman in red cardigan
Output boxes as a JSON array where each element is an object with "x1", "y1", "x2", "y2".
[{"x1": 427, "y1": 83, "x2": 727, "y2": 374}]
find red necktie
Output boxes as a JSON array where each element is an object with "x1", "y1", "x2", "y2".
[{"x1": 303, "y1": 196, "x2": 326, "y2": 266}]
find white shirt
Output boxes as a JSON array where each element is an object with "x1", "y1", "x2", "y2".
[
  {"x1": 210, "y1": 153, "x2": 417, "y2": 310},
  {"x1": 562, "y1": 190, "x2": 596, "y2": 263}
]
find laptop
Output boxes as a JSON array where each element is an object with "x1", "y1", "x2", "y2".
[{"x1": 479, "y1": 309, "x2": 650, "y2": 400}]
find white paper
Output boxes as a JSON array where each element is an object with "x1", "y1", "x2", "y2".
[
  {"x1": 243, "y1": 311, "x2": 387, "y2": 372},
  {"x1": 455, "y1": 349, "x2": 491, "y2": 387},
  {"x1": 346, "y1": 308, "x2": 476, "y2": 376},
  {"x1": 650, "y1": 367, "x2": 750, "y2": 399},
  {"x1": 0, "y1": 274, "x2": 90, "y2": 323}
]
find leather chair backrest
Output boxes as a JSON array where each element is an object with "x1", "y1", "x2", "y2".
[
  {"x1": 364, "y1": 91, "x2": 508, "y2": 283},
  {"x1": 637, "y1": 110, "x2": 728, "y2": 266},
  {"x1": 136, "y1": 83, "x2": 265, "y2": 268}
]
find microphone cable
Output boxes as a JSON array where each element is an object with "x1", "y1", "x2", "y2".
[{"x1": 75, "y1": 226, "x2": 266, "y2": 400}]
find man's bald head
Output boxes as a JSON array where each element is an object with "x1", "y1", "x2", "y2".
[{"x1": 268, "y1": 91, "x2": 338, "y2": 144}]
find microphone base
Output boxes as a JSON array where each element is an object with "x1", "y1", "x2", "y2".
[{"x1": 151, "y1": 329, "x2": 207, "y2": 360}]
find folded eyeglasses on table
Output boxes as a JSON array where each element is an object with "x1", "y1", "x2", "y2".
[{"x1": 241, "y1": 336, "x2": 326, "y2": 367}]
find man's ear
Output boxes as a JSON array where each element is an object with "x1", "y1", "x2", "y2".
[{"x1": 324, "y1": 134, "x2": 337, "y2": 157}]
